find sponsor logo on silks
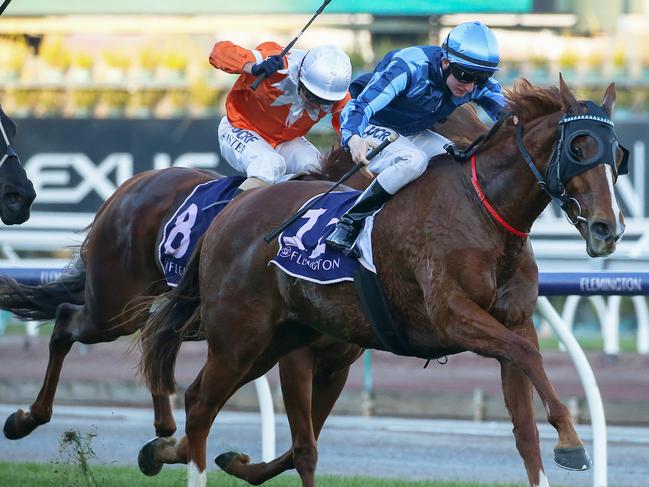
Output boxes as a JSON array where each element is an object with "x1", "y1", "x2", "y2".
[
  {"x1": 158, "y1": 175, "x2": 244, "y2": 287},
  {"x1": 579, "y1": 277, "x2": 643, "y2": 293},
  {"x1": 222, "y1": 128, "x2": 260, "y2": 154},
  {"x1": 364, "y1": 125, "x2": 396, "y2": 143},
  {"x1": 230, "y1": 127, "x2": 259, "y2": 143},
  {"x1": 270, "y1": 191, "x2": 366, "y2": 284}
]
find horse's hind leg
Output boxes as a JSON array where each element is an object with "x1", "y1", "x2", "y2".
[
  {"x1": 139, "y1": 369, "x2": 204, "y2": 476},
  {"x1": 4, "y1": 303, "x2": 97, "y2": 439},
  {"x1": 152, "y1": 392, "x2": 176, "y2": 438},
  {"x1": 185, "y1": 346, "x2": 264, "y2": 487},
  {"x1": 501, "y1": 361, "x2": 548, "y2": 487},
  {"x1": 217, "y1": 347, "x2": 319, "y2": 485},
  {"x1": 218, "y1": 343, "x2": 357, "y2": 486}
]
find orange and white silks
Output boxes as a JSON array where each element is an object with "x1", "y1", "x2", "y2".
[{"x1": 209, "y1": 41, "x2": 350, "y2": 147}]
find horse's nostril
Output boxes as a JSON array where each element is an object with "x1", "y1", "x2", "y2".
[{"x1": 590, "y1": 221, "x2": 613, "y2": 240}]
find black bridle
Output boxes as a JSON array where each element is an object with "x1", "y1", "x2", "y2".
[
  {"x1": 445, "y1": 102, "x2": 630, "y2": 226},
  {"x1": 0, "y1": 111, "x2": 18, "y2": 170}
]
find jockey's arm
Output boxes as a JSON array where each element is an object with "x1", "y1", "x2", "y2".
[
  {"x1": 209, "y1": 40, "x2": 283, "y2": 75},
  {"x1": 473, "y1": 79, "x2": 508, "y2": 121},
  {"x1": 340, "y1": 58, "x2": 410, "y2": 149}
]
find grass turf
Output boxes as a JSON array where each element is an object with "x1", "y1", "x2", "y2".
[{"x1": 0, "y1": 461, "x2": 530, "y2": 487}]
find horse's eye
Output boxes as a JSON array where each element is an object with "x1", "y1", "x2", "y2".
[{"x1": 570, "y1": 145, "x2": 583, "y2": 159}]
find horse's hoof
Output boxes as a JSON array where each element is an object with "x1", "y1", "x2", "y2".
[
  {"x1": 138, "y1": 437, "x2": 170, "y2": 476},
  {"x1": 3, "y1": 412, "x2": 22, "y2": 440},
  {"x1": 554, "y1": 446, "x2": 592, "y2": 471},
  {"x1": 214, "y1": 451, "x2": 250, "y2": 473},
  {"x1": 3, "y1": 410, "x2": 31, "y2": 440}
]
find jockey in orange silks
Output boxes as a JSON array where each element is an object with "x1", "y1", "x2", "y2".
[{"x1": 210, "y1": 41, "x2": 353, "y2": 192}]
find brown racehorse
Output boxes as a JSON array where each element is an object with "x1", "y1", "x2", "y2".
[
  {"x1": 0, "y1": 105, "x2": 36, "y2": 224},
  {"x1": 139, "y1": 77, "x2": 628, "y2": 487},
  {"x1": 0, "y1": 103, "x2": 478, "y2": 471}
]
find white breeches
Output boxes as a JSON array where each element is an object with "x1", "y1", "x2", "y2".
[
  {"x1": 362, "y1": 124, "x2": 450, "y2": 195},
  {"x1": 218, "y1": 117, "x2": 322, "y2": 184}
]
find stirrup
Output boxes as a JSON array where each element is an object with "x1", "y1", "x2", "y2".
[{"x1": 326, "y1": 223, "x2": 360, "y2": 254}]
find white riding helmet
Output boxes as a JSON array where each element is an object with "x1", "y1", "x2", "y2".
[{"x1": 298, "y1": 45, "x2": 352, "y2": 102}]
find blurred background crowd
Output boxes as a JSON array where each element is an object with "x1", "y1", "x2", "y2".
[{"x1": 1, "y1": 0, "x2": 649, "y2": 121}]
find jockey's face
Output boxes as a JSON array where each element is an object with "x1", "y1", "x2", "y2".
[
  {"x1": 442, "y1": 58, "x2": 477, "y2": 97},
  {"x1": 298, "y1": 83, "x2": 335, "y2": 111}
]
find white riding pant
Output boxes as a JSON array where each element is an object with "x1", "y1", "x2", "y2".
[
  {"x1": 362, "y1": 124, "x2": 450, "y2": 195},
  {"x1": 218, "y1": 117, "x2": 322, "y2": 184}
]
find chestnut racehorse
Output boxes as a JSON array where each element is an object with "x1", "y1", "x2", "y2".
[
  {"x1": 0, "y1": 102, "x2": 478, "y2": 474},
  {"x1": 139, "y1": 78, "x2": 628, "y2": 487},
  {"x1": 0, "y1": 106, "x2": 36, "y2": 224}
]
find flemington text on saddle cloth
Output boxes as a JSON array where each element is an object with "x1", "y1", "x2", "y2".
[{"x1": 269, "y1": 191, "x2": 377, "y2": 284}]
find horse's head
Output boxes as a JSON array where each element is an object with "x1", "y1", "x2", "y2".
[
  {"x1": 552, "y1": 76, "x2": 628, "y2": 257},
  {"x1": 506, "y1": 77, "x2": 628, "y2": 257},
  {"x1": 0, "y1": 106, "x2": 36, "y2": 225}
]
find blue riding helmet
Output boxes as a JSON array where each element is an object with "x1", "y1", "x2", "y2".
[{"x1": 442, "y1": 21, "x2": 500, "y2": 72}]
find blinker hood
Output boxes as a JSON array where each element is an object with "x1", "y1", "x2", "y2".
[{"x1": 546, "y1": 101, "x2": 629, "y2": 197}]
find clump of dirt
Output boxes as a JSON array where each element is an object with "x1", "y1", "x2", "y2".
[{"x1": 51, "y1": 429, "x2": 99, "y2": 487}]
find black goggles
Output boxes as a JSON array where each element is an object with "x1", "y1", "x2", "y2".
[
  {"x1": 449, "y1": 63, "x2": 491, "y2": 86},
  {"x1": 299, "y1": 83, "x2": 335, "y2": 106}
]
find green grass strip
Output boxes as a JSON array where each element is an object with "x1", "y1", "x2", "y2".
[{"x1": 0, "y1": 461, "x2": 529, "y2": 487}]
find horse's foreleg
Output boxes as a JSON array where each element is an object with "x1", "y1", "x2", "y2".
[
  {"x1": 446, "y1": 295, "x2": 589, "y2": 472},
  {"x1": 501, "y1": 360, "x2": 548, "y2": 487},
  {"x1": 4, "y1": 303, "x2": 89, "y2": 439}
]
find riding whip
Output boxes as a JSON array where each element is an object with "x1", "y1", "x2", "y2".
[
  {"x1": 0, "y1": 0, "x2": 14, "y2": 16},
  {"x1": 263, "y1": 132, "x2": 399, "y2": 243},
  {"x1": 251, "y1": 0, "x2": 332, "y2": 90}
]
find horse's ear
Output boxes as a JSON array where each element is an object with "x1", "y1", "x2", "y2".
[
  {"x1": 559, "y1": 73, "x2": 578, "y2": 110},
  {"x1": 601, "y1": 82, "x2": 616, "y2": 118}
]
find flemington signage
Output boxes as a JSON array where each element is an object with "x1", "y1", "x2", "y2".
[
  {"x1": 539, "y1": 272, "x2": 649, "y2": 296},
  {"x1": 580, "y1": 276, "x2": 643, "y2": 293}
]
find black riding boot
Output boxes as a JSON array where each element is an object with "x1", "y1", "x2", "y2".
[{"x1": 325, "y1": 180, "x2": 392, "y2": 255}]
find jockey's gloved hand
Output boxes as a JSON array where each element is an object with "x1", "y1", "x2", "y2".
[
  {"x1": 250, "y1": 55, "x2": 284, "y2": 77},
  {"x1": 347, "y1": 134, "x2": 370, "y2": 165}
]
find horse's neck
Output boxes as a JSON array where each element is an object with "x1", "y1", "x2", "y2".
[{"x1": 470, "y1": 118, "x2": 557, "y2": 235}]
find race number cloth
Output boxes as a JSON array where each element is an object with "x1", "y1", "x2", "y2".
[
  {"x1": 270, "y1": 191, "x2": 377, "y2": 284},
  {"x1": 159, "y1": 176, "x2": 244, "y2": 286}
]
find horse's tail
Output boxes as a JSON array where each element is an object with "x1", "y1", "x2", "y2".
[
  {"x1": 0, "y1": 257, "x2": 86, "y2": 321},
  {"x1": 139, "y1": 246, "x2": 202, "y2": 396}
]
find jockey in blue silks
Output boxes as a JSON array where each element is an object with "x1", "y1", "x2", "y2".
[{"x1": 326, "y1": 21, "x2": 508, "y2": 254}]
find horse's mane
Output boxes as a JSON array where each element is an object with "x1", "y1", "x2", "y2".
[
  {"x1": 313, "y1": 146, "x2": 354, "y2": 181},
  {"x1": 435, "y1": 103, "x2": 488, "y2": 149},
  {"x1": 505, "y1": 79, "x2": 564, "y2": 123}
]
